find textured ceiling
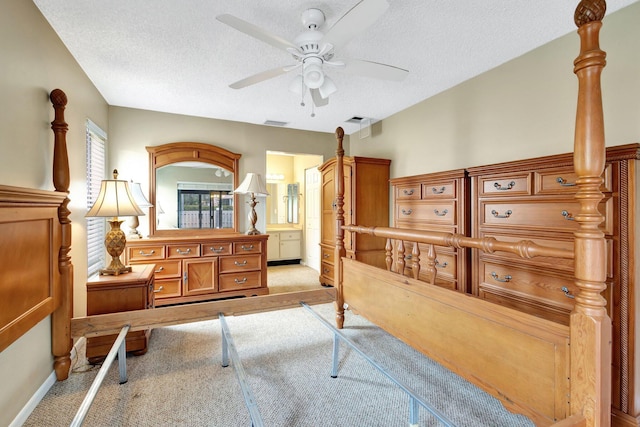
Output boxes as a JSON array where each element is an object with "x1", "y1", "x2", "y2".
[{"x1": 34, "y1": 0, "x2": 637, "y2": 135}]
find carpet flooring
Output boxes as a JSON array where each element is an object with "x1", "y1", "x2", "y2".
[{"x1": 24, "y1": 265, "x2": 534, "y2": 427}]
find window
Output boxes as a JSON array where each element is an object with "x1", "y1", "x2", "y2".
[
  {"x1": 177, "y1": 189, "x2": 234, "y2": 229},
  {"x1": 86, "y1": 120, "x2": 107, "y2": 277}
]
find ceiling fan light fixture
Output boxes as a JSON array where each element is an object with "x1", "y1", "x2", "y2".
[
  {"x1": 303, "y1": 62, "x2": 324, "y2": 89},
  {"x1": 318, "y1": 76, "x2": 337, "y2": 99},
  {"x1": 289, "y1": 74, "x2": 304, "y2": 95}
]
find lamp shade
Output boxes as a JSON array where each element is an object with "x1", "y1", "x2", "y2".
[
  {"x1": 129, "y1": 182, "x2": 153, "y2": 209},
  {"x1": 234, "y1": 173, "x2": 270, "y2": 196},
  {"x1": 86, "y1": 176, "x2": 145, "y2": 218}
]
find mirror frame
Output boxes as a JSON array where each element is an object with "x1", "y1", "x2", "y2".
[{"x1": 147, "y1": 142, "x2": 241, "y2": 237}]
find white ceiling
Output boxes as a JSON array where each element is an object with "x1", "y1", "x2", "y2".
[{"x1": 34, "y1": 0, "x2": 637, "y2": 135}]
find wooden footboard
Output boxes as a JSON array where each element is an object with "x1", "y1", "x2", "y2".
[{"x1": 342, "y1": 258, "x2": 570, "y2": 425}]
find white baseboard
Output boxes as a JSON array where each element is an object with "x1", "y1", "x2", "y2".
[{"x1": 9, "y1": 336, "x2": 86, "y2": 427}]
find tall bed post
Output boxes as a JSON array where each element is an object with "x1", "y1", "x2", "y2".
[
  {"x1": 334, "y1": 127, "x2": 346, "y2": 329},
  {"x1": 50, "y1": 89, "x2": 74, "y2": 381},
  {"x1": 571, "y1": 1, "x2": 611, "y2": 424}
]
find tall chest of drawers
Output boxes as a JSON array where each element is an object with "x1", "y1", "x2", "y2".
[
  {"x1": 390, "y1": 169, "x2": 470, "y2": 292},
  {"x1": 318, "y1": 156, "x2": 390, "y2": 286},
  {"x1": 467, "y1": 143, "x2": 639, "y2": 425},
  {"x1": 125, "y1": 234, "x2": 268, "y2": 306}
]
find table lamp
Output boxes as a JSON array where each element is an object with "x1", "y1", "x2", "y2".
[
  {"x1": 234, "y1": 173, "x2": 269, "y2": 235},
  {"x1": 86, "y1": 169, "x2": 145, "y2": 275},
  {"x1": 127, "y1": 181, "x2": 153, "y2": 239}
]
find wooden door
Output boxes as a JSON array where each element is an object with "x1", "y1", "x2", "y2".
[
  {"x1": 321, "y1": 165, "x2": 335, "y2": 246},
  {"x1": 182, "y1": 258, "x2": 217, "y2": 296}
]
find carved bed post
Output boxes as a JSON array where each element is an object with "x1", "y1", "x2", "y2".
[
  {"x1": 571, "y1": 1, "x2": 611, "y2": 425},
  {"x1": 49, "y1": 89, "x2": 73, "y2": 380},
  {"x1": 334, "y1": 127, "x2": 346, "y2": 329}
]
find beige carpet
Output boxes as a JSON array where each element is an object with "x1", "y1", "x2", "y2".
[
  {"x1": 267, "y1": 264, "x2": 324, "y2": 294},
  {"x1": 24, "y1": 265, "x2": 534, "y2": 426}
]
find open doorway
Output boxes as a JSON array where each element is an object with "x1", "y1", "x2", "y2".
[{"x1": 265, "y1": 151, "x2": 323, "y2": 271}]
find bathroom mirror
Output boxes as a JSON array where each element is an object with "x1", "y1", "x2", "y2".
[
  {"x1": 266, "y1": 182, "x2": 299, "y2": 225},
  {"x1": 147, "y1": 142, "x2": 241, "y2": 237}
]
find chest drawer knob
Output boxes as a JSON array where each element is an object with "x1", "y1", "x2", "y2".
[
  {"x1": 435, "y1": 260, "x2": 448, "y2": 269},
  {"x1": 210, "y1": 246, "x2": 224, "y2": 253},
  {"x1": 561, "y1": 210, "x2": 575, "y2": 221},
  {"x1": 155, "y1": 266, "x2": 164, "y2": 273},
  {"x1": 234, "y1": 277, "x2": 248, "y2": 284},
  {"x1": 491, "y1": 271, "x2": 512, "y2": 283},
  {"x1": 403, "y1": 189, "x2": 415, "y2": 195},
  {"x1": 153, "y1": 285, "x2": 165, "y2": 293},
  {"x1": 138, "y1": 249, "x2": 155, "y2": 257},
  {"x1": 494, "y1": 181, "x2": 516, "y2": 191},
  {"x1": 491, "y1": 209, "x2": 512, "y2": 219},
  {"x1": 561, "y1": 286, "x2": 575, "y2": 298},
  {"x1": 434, "y1": 209, "x2": 448, "y2": 217},
  {"x1": 241, "y1": 244, "x2": 254, "y2": 251},
  {"x1": 323, "y1": 253, "x2": 330, "y2": 258},
  {"x1": 432, "y1": 186, "x2": 445, "y2": 194},
  {"x1": 401, "y1": 208, "x2": 413, "y2": 215},
  {"x1": 234, "y1": 260, "x2": 248, "y2": 266},
  {"x1": 556, "y1": 177, "x2": 576, "y2": 187},
  {"x1": 176, "y1": 248, "x2": 191, "y2": 255}
]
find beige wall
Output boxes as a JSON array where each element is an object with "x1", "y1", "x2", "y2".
[
  {"x1": 0, "y1": 0, "x2": 108, "y2": 425},
  {"x1": 350, "y1": 2, "x2": 640, "y2": 179},
  {"x1": 107, "y1": 107, "x2": 338, "y2": 237}
]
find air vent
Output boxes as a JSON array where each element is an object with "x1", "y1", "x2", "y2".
[
  {"x1": 345, "y1": 116, "x2": 364, "y2": 124},
  {"x1": 264, "y1": 120, "x2": 288, "y2": 127}
]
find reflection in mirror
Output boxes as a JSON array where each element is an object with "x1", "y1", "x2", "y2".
[
  {"x1": 156, "y1": 163, "x2": 234, "y2": 230},
  {"x1": 287, "y1": 183, "x2": 299, "y2": 224}
]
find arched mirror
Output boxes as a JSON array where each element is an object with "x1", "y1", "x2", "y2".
[{"x1": 147, "y1": 142, "x2": 241, "y2": 237}]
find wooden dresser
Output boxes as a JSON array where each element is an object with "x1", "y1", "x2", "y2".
[
  {"x1": 318, "y1": 156, "x2": 391, "y2": 286},
  {"x1": 390, "y1": 169, "x2": 470, "y2": 292},
  {"x1": 467, "y1": 143, "x2": 639, "y2": 426},
  {"x1": 86, "y1": 264, "x2": 155, "y2": 363},
  {"x1": 125, "y1": 234, "x2": 268, "y2": 306}
]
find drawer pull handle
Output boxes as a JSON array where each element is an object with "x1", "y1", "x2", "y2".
[
  {"x1": 323, "y1": 253, "x2": 330, "y2": 258},
  {"x1": 241, "y1": 244, "x2": 255, "y2": 251},
  {"x1": 234, "y1": 277, "x2": 248, "y2": 284},
  {"x1": 210, "y1": 246, "x2": 224, "y2": 253},
  {"x1": 491, "y1": 272, "x2": 512, "y2": 283},
  {"x1": 491, "y1": 209, "x2": 512, "y2": 219},
  {"x1": 561, "y1": 286, "x2": 575, "y2": 299},
  {"x1": 403, "y1": 189, "x2": 415, "y2": 195},
  {"x1": 176, "y1": 248, "x2": 191, "y2": 255},
  {"x1": 433, "y1": 209, "x2": 448, "y2": 217},
  {"x1": 561, "y1": 210, "x2": 575, "y2": 221},
  {"x1": 435, "y1": 260, "x2": 448, "y2": 269},
  {"x1": 153, "y1": 285, "x2": 164, "y2": 293},
  {"x1": 234, "y1": 260, "x2": 248, "y2": 266},
  {"x1": 323, "y1": 268, "x2": 330, "y2": 273},
  {"x1": 494, "y1": 181, "x2": 516, "y2": 191},
  {"x1": 154, "y1": 266, "x2": 164, "y2": 273},
  {"x1": 432, "y1": 186, "x2": 445, "y2": 194},
  {"x1": 138, "y1": 250, "x2": 155, "y2": 257},
  {"x1": 556, "y1": 177, "x2": 576, "y2": 187},
  {"x1": 401, "y1": 209, "x2": 413, "y2": 215}
]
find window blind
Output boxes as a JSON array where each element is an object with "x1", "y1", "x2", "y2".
[{"x1": 86, "y1": 120, "x2": 107, "y2": 277}]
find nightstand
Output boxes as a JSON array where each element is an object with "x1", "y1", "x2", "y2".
[{"x1": 86, "y1": 263, "x2": 155, "y2": 363}]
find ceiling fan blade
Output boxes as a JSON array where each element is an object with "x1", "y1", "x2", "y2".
[
  {"x1": 229, "y1": 66, "x2": 291, "y2": 89},
  {"x1": 341, "y1": 59, "x2": 408, "y2": 81},
  {"x1": 217, "y1": 14, "x2": 297, "y2": 52},
  {"x1": 310, "y1": 89, "x2": 329, "y2": 107},
  {"x1": 321, "y1": 0, "x2": 389, "y2": 49}
]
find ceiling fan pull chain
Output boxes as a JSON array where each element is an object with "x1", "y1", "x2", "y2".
[{"x1": 300, "y1": 73, "x2": 306, "y2": 107}]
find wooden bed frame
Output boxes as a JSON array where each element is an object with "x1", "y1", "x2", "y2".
[
  {"x1": 333, "y1": 1, "x2": 610, "y2": 426},
  {"x1": 0, "y1": 1, "x2": 611, "y2": 426}
]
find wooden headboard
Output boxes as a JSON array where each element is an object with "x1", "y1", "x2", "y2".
[{"x1": 0, "y1": 89, "x2": 73, "y2": 381}]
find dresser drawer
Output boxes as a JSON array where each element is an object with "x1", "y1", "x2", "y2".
[
  {"x1": 421, "y1": 180, "x2": 457, "y2": 199},
  {"x1": 220, "y1": 254, "x2": 261, "y2": 273},
  {"x1": 480, "y1": 198, "x2": 613, "y2": 234},
  {"x1": 151, "y1": 259, "x2": 181, "y2": 279},
  {"x1": 321, "y1": 247, "x2": 335, "y2": 264},
  {"x1": 167, "y1": 243, "x2": 200, "y2": 258},
  {"x1": 234, "y1": 241, "x2": 262, "y2": 254},
  {"x1": 153, "y1": 278, "x2": 182, "y2": 300},
  {"x1": 396, "y1": 201, "x2": 457, "y2": 225},
  {"x1": 478, "y1": 174, "x2": 531, "y2": 197},
  {"x1": 127, "y1": 245, "x2": 165, "y2": 262},
  {"x1": 534, "y1": 164, "x2": 612, "y2": 195},
  {"x1": 479, "y1": 261, "x2": 578, "y2": 311},
  {"x1": 395, "y1": 184, "x2": 421, "y2": 200},
  {"x1": 403, "y1": 246, "x2": 457, "y2": 280},
  {"x1": 219, "y1": 271, "x2": 261, "y2": 292},
  {"x1": 320, "y1": 261, "x2": 334, "y2": 282},
  {"x1": 201, "y1": 242, "x2": 233, "y2": 256},
  {"x1": 279, "y1": 230, "x2": 301, "y2": 241}
]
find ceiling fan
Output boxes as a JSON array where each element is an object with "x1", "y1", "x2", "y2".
[{"x1": 216, "y1": 0, "x2": 409, "y2": 109}]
